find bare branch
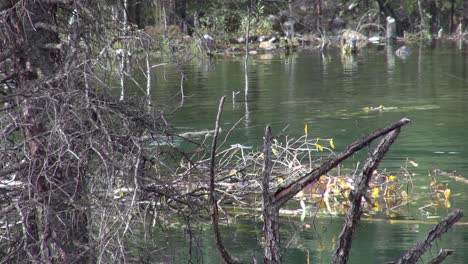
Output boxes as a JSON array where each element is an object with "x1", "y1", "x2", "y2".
[
  {"x1": 427, "y1": 249, "x2": 454, "y2": 264},
  {"x1": 333, "y1": 129, "x2": 401, "y2": 264},
  {"x1": 0, "y1": 48, "x2": 14, "y2": 63},
  {"x1": 395, "y1": 209, "x2": 463, "y2": 264},
  {"x1": 0, "y1": 163, "x2": 27, "y2": 178},
  {"x1": 0, "y1": 0, "x2": 18, "y2": 12}
]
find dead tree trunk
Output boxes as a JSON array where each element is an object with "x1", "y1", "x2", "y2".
[
  {"x1": 333, "y1": 129, "x2": 402, "y2": 263},
  {"x1": 262, "y1": 126, "x2": 281, "y2": 263}
]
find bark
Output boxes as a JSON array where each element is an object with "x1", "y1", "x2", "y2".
[
  {"x1": 333, "y1": 129, "x2": 402, "y2": 264},
  {"x1": 262, "y1": 126, "x2": 281, "y2": 264}
]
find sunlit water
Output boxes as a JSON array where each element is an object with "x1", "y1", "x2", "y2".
[{"x1": 133, "y1": 41, "x2": 468, "y2": 263}]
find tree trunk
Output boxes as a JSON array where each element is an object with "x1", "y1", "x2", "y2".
[
  {"x1": 264, "y1": 207, "x2": 281, "y2": 263},
  {"x1": 175, "y1": 0, "x2": 187, "y2": 32},
  {"x1": 262, "y1": 126, "x2": 281, "y2": 263}
]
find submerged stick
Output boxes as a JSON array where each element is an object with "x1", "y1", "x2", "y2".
[
  {"x1": 333, "y1": 129, "x2": 402, "y2": 264},
  {"x1": 209, "y1": 96, "x2": 238, "y2": 264},
  {"x1": 395, "y1": 209, "x2": 463, "y2": 264}
]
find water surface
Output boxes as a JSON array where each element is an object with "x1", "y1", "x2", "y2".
[{"x1": 140, "y1": 41, "x2": 468, "y2": 263}]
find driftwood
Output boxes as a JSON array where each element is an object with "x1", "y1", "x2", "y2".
[
  {"x1": 333, "y1": 129, "x2": 402, "y2": 263},
  {"x1": 394, "y1": 209, "x2": 463, "y2": 264},
  {"x1": 209, "y1": 96, "x2": 238, "y2": 264}
]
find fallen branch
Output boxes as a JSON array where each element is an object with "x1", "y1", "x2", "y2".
[
  {"x1": 427, "y1": 249, "x2": 454, "y2": 264},
  {"x1": 394, "y1": 209, "x2": 463, "y2": 264},
  {"x1": 333, "y1": 129, "x2": 402, "y2": 263}
]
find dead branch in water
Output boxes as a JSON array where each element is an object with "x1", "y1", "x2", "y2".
[
  {"x1": 393, "y1": 209, "x2": 463, "y2": 264},
  {"x1": 274, "y1": 118, "x2": 410, "y2": 209},
  {"x1": 333, "y1": 129, "x2": 402, "y2": 264}
]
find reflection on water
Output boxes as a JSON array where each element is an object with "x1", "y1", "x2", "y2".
[{"x1": 137, "y1": 41, "x2": 468, "y2": 263}]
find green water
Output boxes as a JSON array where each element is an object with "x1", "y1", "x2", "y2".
[{"x1": 140, "y1": 41, "x2": 468, "y2": 263}]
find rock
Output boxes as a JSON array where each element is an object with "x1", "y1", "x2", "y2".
[
  {"x1": 368, "y1": 36, "x2": 382, "y2": 44},
  {"x1": 248, "y1": 50, "x2": 258, "y2": 55},
  {"x1": 258, "y1": 35, "x2": 269, "y2": 42},
  {"x1": 259, "y1": 41, "x2": 276, "y2": 50},
  {"x1": 340, "y1": 30, "x2": 368, "y2": 54},
  {"x1": 237, "y1": 37, "x2": 245, "y2": 43},
  {"x1": 203, "y1": 34, "x2": 214, "y2": 41},
  {"x1": 395, "y1": 46, "x2": 411, "y2": 58}
]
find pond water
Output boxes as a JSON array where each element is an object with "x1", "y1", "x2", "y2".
[{"x1": 138, "y1": 41, "x2": 468, "y2": 263}]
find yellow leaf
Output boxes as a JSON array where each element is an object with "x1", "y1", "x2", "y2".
[
  {"x1": 229, "y1": 169, "x2": 237, "y2": 176},
  {"x1": 444, "y1": 200, "x2": 451, "y2": 208},
  {"x1": 316, "y1": 144, "x2": 324, "y2": 152},
  {"x1": 444, "y1": 188, "x2": 451, "y2": 200},
  {"x1": 388, "y1": 213, "x2": 397, "y2": 218},
  {"x1": 372, "y1": 187, "x2": 379, "y2": 197},
  {"x1": 119, "y1": 190, "x2": 124, "y2": 197},
  {"x1": 277, "y1": 177, "x2": 284, "y2": 183},
  {"x1": 388, "y1": 175, "x2": 397, "y2": 181},
  {"x1": 304, "y1": 123, "x2": 308, "y2": 136},
  {"x1": 329, "y1": 138, "x2": 335, "y2": 149},
  {"x1": 272, "y1": 148, "x2": 278, "y2": 155}
]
